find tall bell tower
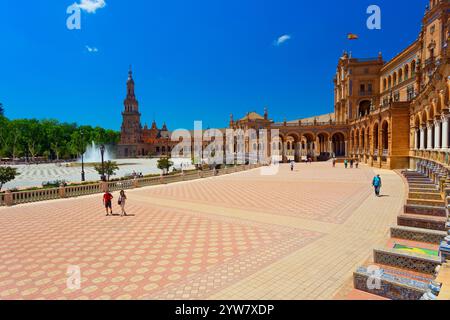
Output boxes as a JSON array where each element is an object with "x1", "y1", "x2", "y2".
[{"x1": 120, "y1": 66, "x2": 142, "y2": 147}]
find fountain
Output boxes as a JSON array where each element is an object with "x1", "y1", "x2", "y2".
[{"x1": 81, "y1": 142, "x2": 114, "y2": 163}]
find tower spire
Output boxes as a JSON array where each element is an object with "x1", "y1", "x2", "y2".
[{"x1": 124, "y1": 67, "x2": 138, "y2": 112}]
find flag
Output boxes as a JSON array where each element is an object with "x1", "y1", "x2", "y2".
[{"x1": 347, "y1": 33, "x2": 359, "y2": 40}]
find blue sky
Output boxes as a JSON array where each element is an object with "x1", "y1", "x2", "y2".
[{"x1": 1, "y1": 0, "x2": 425, "y2": 130}]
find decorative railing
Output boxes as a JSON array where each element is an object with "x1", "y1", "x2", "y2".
[
  {"x1": 65, "y1": 184, "x2": 102, "y2": 197},
  {"x1": 0, "y1": 164, "x2": 263, "y2": 207},
  {"x1": 12, "y1": 188, "x2": 60, "y2": 205}
]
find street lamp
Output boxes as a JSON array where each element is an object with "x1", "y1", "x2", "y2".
[
  {"x1": 80, "y1": 131, "x2": 85, "y2": 182},
  {"x1": 100, "y1": 144, "x2": 105, "y2": 181}
]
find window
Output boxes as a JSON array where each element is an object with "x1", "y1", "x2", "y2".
[
  {"x1": 368, "y1": 84, "x2": 373, "y2": 94},
  {"x1": 360, "y1": 84, "x2": 365, "y2": 95}
]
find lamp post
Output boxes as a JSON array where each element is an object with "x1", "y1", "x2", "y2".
[
  {"x1": 80, "y1": 131, "x2": 85, "y2": 182},
  {"x1": 100, "y1": 144, "x2": 105, "y2": 182}
]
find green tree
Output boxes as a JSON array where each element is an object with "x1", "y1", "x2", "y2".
[
  {"x1": 94, "y1": 161, "x2": 119, "y2": 181},
  {"x1": 157, "y1": 157, "x2": 174, "y2": 175},
  {"x1": 0, "y1": 167, "x2": 18, "y2": 191}
]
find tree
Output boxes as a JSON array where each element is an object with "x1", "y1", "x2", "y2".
[
  {"x1": 0, "y1": 103, "x2": 4, "y2": 117},
  {"x1": 0, "y1": 167, "x2": 18, "y2": 191},
  {"x1": 94, "y1": 161, "x2": 119, "y2": 181},
  {"x1": 157, "y1": 157, "x2": 174, "y2": 175}
]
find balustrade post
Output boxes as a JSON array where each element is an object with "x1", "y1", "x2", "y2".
[
  {"x1": 5, "y1": 190, "x2": 13, "y2": 206},
  {"x1": 59, "y1": 184, "x2": 66, "y2": 198},
  {"x1": 133, "y1": 178, "x2": 139, "y2": 188},
  {"x1": 100, "y1": 181, "x2": 108, "y2": 192}
]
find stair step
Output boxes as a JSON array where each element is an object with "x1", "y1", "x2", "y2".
[
  {"x1": 409, "y1": 188, "x2": 441, "y2": 194},
  {"x1": 408, "y1": 184, "x2": 438, "y2": 190},
  {"x1": 391, "y1": 226, "x2": 447, "y2": 244},
  {"x1": 398, "y1": 213, "x2": 447, "y2": 231},
  {"x1": 409, "y1": 192, "x2": 442, "y2": 200},
  {"x1": 373, "y1": 248, "x2": 441, "y2": 274},
  {"x1": 404, "y1": 204, "x2": 447, "y2": 217},
  {"x1": 406, "y1": 179, "x2": 434, "y2": 183},
  {"x1": 353, "y1": 263, "x2": 433, "y2": 300},
  {"x1": 406, "y1": 199, "x2": 446, "y2": 208}
]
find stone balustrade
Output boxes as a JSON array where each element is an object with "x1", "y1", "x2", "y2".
[{"x1": 0, "y1": 164, "x2": 263, "y2": 207}]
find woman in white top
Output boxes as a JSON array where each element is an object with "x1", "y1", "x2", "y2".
[{"x1": 118, "y1": 190, "x2": 127, "y2": 217}]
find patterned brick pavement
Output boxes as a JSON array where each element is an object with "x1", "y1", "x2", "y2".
[{"x1": 0, "y1": 163, "x2": 405, "y2": 300}]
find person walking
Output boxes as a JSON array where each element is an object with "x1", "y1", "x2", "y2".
[
  {"x1": 290, "y1": 161, "x2": 294, "y2": 172},
  {"x1": 355, "y1": 161, "x2": 359, "y2": 169},
  {"x1": 344, "y1": 159, "x2": 348, "y2": 169},
  {"x1": 103, "y1": 191, "x2": 113, "y2": 216},
  {"x1": 372, "y1": 174, "x2": 382, "y2": 197},
  {"x1": 118, "y1": 190, "x2": 127, "y2": 217},
  {"x1": 332, "y1": 158, "x2": 336, "y2": 168},
  {"x1": 350, "y1": 159, "x2": 354, "y2": 168}
]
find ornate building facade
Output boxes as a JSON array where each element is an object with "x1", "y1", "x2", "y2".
[{"x1": 118, "y1": 0, "x2": 450, "y2": 170}]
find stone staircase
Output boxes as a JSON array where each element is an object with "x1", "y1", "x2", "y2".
[{"x1": 352, "y1": 164, "x2": 449, "y2": 300}]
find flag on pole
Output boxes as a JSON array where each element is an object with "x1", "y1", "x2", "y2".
[{"x1": 347, "y1": 33, "x2": 359, "y2": 40}]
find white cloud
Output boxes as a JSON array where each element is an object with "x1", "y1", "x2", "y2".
[
  {"x1": 76, "y1": 0, "x2": 106, "y2": 13},
  {"x1": 274, "y1": 34, "x2": 291, "y2": 46},
  {"x1": 85, "y1": 45, "x2": 99, "y2": 53}
]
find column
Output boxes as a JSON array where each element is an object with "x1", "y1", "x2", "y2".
[
  {"x1": 427, "y1": 124, "x2": 433, "y2": 150},
  {"x1": 442, "y1": 115, "x2": 449, "y2": 150},
  {"x1": 420, "y1": 127, "x2": 425, "y2": 150},
  {"x1": 345, "y1": 141, "x2": 349, "y2": 157},
  {"x1": 434, "y1": 120, "x2": 441, "y2": 149},
  {"x1": 329, "y1": 140, "x2": 333, "y2": 156}
]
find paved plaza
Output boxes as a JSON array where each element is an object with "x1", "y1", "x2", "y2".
[{"x1": 0, "y1": 162, "x2": 405, "y2": 300}]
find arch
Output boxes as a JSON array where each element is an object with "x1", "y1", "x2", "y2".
[
  {"x1": 373, "y1": 122, "x2": 379, "y2": 153},
  {"x1": 404, "y1": 64, "x2": 410, "y2": 80},
  {"x1": 393, "y1": 72, "x2": 397, "y2": 86},
  {"x1": 388, "y1": 75, "x2": 392, "y2": 89},
  {"x1": 355, "y1": 128, "x2": 360, "y2": 151},
  {"x1": 358, "y1": 100, "x2": 371, "y2": 117},
  {"x1": 398, "y1": 68, "x2": 403, "y2": 83},
  {"x1": 331, "y1": 132, "x2": 346, "y2": 157},
  {"x1": 383, "y1": 78, "x2": 387, "y2": 91},
  {"x1": 434, "y1": 97, "x2": 441, "y2": 115},
  {"x1": 414, "y1": 113, "x2": 421, "y2": 128},
  {"x1": 381, "y1": 120, "x2": 389, "y2": 152},
  {"x1": 317, "y1": 132, "x2": 331, "y2": 158},
  {"x1": 285, "y1": 132, "x2": 301, "y2": 162},
  {"x1": 360, "y1": 126, "x2": 366, "y2": 151},
  {"x1": 301, "y1": 133, "x2": 316, "y2": 159},
  {"x1": 426, "y1": 105, "x2": 435, "y2": 122},
  {"x1": 285, "y1": 132, "x2": 301, "y2": 142},
  {"x1": 411, "y1": 60, "x2": 416, "y2": 76}
]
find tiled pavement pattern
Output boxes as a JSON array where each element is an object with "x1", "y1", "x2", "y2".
[{"x1": 0, "y1": 163, "x2": 405, "y2": 299}]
